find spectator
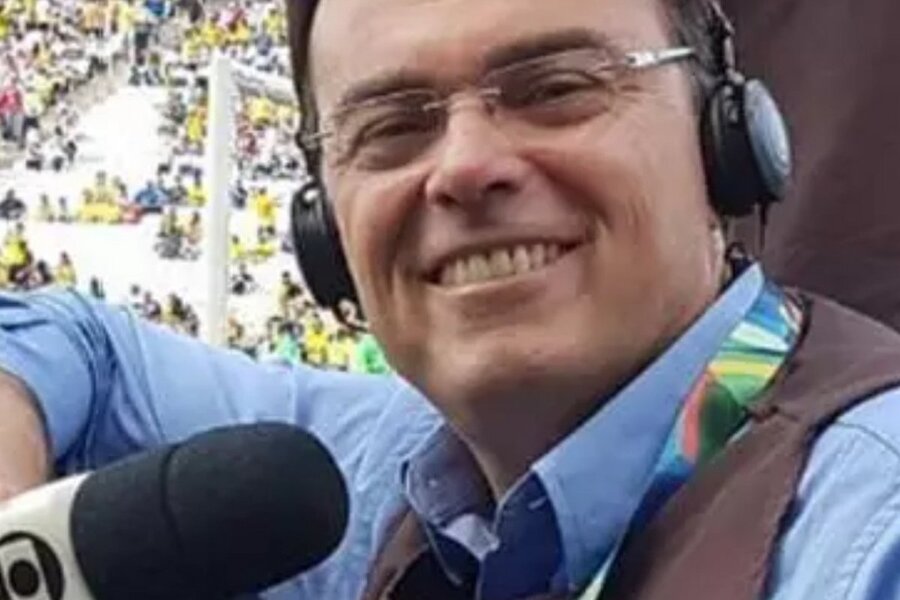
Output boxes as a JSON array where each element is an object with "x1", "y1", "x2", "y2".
[
  {"x1": 92, "y1": 171, "x2": 115, "y2": 205},
  {"x1": 327, "y1": 328, "x2": 354, "y2": 372},
  {"x1": 229, "y1": 262, "x2": 255, "y2": 295},
  {"x1": 88, "y1": 277, "x2": 106, "y2": 301},
  {"x1": 47, "y1": 126, "x2": 77, "y2": 171},
  {"x1": 124, "y1": 284, "x2": 142, "y2": 312},
  {"x1": 185, "y1": 210, "x2": 201, "y2": 245},
  {"x1": 158, "y1": 206, "x2": 178, "y2": 238},
  {"x1": 141, "y1": 290, "x2": 161, "y2": 321},
  {"x1": 301, "y1": 312, "x2": 328, "y2": 367},
  {"x1": 53, "y1": 252, "x2": 76, "y2": 287},
  {"x1": 23, "y1": 130, "x2": 44, "y2": 170},
  {"x1": 272, "y1": 321, "x2": 301, "y2": 364},
  {"x1": 36, "y1": 194, "x2": 54, "y2": 222},
  {"x1": 250, "y1": 185, "x2": 276, "y2": 239},
  {"x1": 28, "y1": 260, "x2": 53, "y2": 289},
  {"x1": 133, "y1": 179, "x2": 168, "y2": 212},
  {"x1": 352, "y1": 333, "x2": 390, "y2": 375},
  {"x1": 185, "y1": 171, "x2": 205, "y2": 207},
  {"x1": 162, "y1": 293, "x2": 186, "y2": 328},
  {"x1": 6, "y1": 237, "x2": 33, "y2": 289},
  {"x1": 226, "y1": 315, "x2": 250, "y2": 353},
  {"x1": 56, "y1": 196, "x2": 70, "y2": 223},
  {"x1": 0, "y1": 189, "x2": 26, "y2": 221},
  {"x1": 276, "y1": 270, "x2": 301, "y2": 318},
  {"x1": 0, "y1": 78, "x2": 23, "y2": 142},
  {"x1": 228, "y1": 233, "x2": 246, "y2": 263}
]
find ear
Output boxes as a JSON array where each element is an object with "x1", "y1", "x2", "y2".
[
  {"x1": 709, "y1": 221, "x2": 731, "y2": 287},
  {"x1": 711, "y1": 223, "x2": 726, "y2": 257}
]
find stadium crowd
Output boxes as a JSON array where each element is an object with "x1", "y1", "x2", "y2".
[
  {"x1": 0, "y1": 0, "x2": 138, "y2": 160},
  {"x1": 0, "y1": 0, "x2": 390, "y2": 375}
]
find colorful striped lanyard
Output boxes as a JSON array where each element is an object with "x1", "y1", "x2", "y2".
[{"x1": 578, "y1": 281, "x2": 804, "y2": 600}]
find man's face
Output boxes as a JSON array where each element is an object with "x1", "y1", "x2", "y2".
[{"x1": 310, "y1": 0, "x2": 724, "y2": 428}]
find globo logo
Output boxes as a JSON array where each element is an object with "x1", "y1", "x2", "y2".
[{"x1": 0, "y1": 533, "x2": 63, "y2": 600}]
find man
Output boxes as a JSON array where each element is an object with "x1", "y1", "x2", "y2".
[
  {"x1": 53, "y1": 251, "x2": 76, "y2": 288},
  {"x1": 0, "y1": 188, "x2": 25, "y2": 221},
  {"x1": 126, "y1": 283, "x2": 144, "y2": 312},
  {"x1": 134, "y1": 178, "x2": 168, "y2": 212},
  {"x1": 2, "y1": 1, "x2": 900, "y2": 599},
  {"x1": 230, "y1": 262, "x2": 256, "y2": 295}
]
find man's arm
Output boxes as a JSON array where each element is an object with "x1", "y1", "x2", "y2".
[
  {"x1": 0, "y1": 371, "x2": 49, "y2": 499},
  {"x1": 0, "y1": 288, "x2": 402, "y2": 486}
]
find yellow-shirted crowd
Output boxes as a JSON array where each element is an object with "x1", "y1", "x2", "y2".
[{"x1": 1, "y1": 0, "x2": 391, "y2": 374}]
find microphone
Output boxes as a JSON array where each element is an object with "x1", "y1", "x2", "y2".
[{"x1": 0, "y1": 423, "x2": 349, "y2": 600}]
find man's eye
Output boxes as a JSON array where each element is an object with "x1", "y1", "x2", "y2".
[
  {"x1": 509, "y1": 72, "x2": 602, "y2": 107},
  {"x1": 338, "y1": 110, "x2": 437, "y2": 169},
  {"x1": 355, "y1": 113, "x2": 431, "y2": 145}
]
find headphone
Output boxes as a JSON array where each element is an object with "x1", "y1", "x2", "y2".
[{"x1": 290, "y1": 1, "x2": 792, "y2": 314}]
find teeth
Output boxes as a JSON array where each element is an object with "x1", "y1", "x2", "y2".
[
  {"x1": 469, "y1": 255, "x2": 490, "y2": 282},
  {"x1": 512, "y1": 245, "x2": 531, "y2": 274},
  {"x1": 453, "y1": 260, "x2": 467, "y2": 286},
  {"x1": 530, "y1": 244, "x2": 546, "y2": 270},
  {"x1": 489, "y1": 249, "x2": 513, "y2": 278},
  {"x1": 436, "y1": 243, "x2": 568, "y2": 287}
]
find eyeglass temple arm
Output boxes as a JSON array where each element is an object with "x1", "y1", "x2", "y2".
[{"x1": 626, "y1": 47, "x2": 696, "y2": 70}]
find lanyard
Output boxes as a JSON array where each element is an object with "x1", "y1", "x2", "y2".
[{"x1": 578, "y1": 281, "x2": 804, "y2": 600}]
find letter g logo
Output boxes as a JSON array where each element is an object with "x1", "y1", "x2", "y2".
[{"x1": 0, "y1": 533, "x2": 63, "y2": 600}]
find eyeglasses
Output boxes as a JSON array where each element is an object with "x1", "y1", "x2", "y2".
[{"x1": 301, "y1": 46, "x2": 695, "y2": 172}]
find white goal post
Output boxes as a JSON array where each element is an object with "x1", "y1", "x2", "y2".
[{"x1": 200, "y1": 52, "x2": 296, "y2": 345}]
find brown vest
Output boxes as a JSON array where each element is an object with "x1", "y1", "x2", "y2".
[{"x1": 361, "y1": 292, "x2": 900, "y2": 600}]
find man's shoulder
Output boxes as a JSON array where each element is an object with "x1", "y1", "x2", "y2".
[
  {"x1": 767, "y1": 388, "x2": 900, "y2": 599},
  {"x1": 804, "y1": 387, "x2": 900, "y2": 493},
  {"x1": 832, "y1": 386, "x2": 900, "y2": 456}
]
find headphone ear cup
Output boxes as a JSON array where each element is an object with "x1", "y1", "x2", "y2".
[
  {"x1": 742, "y1": 80, "x2": 792, "y2": 201},
  {"x1": 290, "y1": 181, "x2": 360, "y2": 310},
  {"x1": 701, "y1": 79, "x2": 791, "y2": 218}
]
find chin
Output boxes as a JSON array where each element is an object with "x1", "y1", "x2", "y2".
[{"x1": 418, "y1": 331, "x2": 596, "y2": 417}]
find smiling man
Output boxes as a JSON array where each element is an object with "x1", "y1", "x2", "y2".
[
  {"x1": 3, "y1": 1, "x2": 900, "y2": 599},
  {"x1": 300, "y1": 0, "x2": 733, "y2": 505}
]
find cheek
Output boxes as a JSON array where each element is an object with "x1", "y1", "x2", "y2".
[
  {"x1": 329, "y1": 170, "x2": 423, "y2": 320},
  {"x1": 528, "y1": 103, "x2": 709, "y2": 255}
]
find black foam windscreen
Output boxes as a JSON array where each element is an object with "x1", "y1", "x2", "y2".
[{"x1": 70, "y1": 423, "x2": 349, "y2": 600}]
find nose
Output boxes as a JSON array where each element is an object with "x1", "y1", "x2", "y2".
[{"x1": 423, "y1": 99, "x2": 527, "y2": 210}]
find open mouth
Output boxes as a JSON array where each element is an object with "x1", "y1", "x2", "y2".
[{"x1": 429, "y1": 242, "x2": 582, "y2": 288}]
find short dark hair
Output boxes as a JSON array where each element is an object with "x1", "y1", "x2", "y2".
[
  {"x1": 287, "y1": 0, "x2": 720, "y2": 143},
  {"x1": 662, "y1": 0, "x2": 720, "y2": 100}
]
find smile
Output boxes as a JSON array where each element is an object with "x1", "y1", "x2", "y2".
[{"x1": 433, "y1": 242, "x2": 579, "y2": 288}]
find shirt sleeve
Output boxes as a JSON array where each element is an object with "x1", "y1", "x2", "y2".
[
  {"x1": 766, "y1": 388, "x2": 900, "y2": 600},
  {"x1": 0, "y1": 289, "x2": 400, "y2": 474}
]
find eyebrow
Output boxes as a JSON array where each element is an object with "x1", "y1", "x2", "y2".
[
  {"x1": 333, "y1": 70, "x2": 435, "y2": 113},
  {"x1": 483, "y1": 28, "x2": 621, "y2": 71},
  {"x1": 331, "y1": 28, "x2": 622, "y2": 112}
]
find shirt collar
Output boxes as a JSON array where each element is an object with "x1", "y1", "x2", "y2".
[
  {"x1": 533, "y1": 263, "x2": 765, "y2": 590},
  {"x1": 402, "y1": 264, "x2": 767, "y2": 593}
]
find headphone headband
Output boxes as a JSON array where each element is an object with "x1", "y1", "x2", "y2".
[{"x1": 707, "y1": 1, "x2": 742, "y2": 85}]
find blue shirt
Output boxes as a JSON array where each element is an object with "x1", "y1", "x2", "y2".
[{"x1": 0, "y1": 266, "x2": 899, "y2": 599}]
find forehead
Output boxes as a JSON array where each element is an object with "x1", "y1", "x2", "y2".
[{"x1": 309, "y1": 0, "x2": 669, "y2": 105}]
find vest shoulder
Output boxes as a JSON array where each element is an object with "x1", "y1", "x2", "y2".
[{"x1": 801, "y1": 289, "x2": 900, "y2": 347}]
